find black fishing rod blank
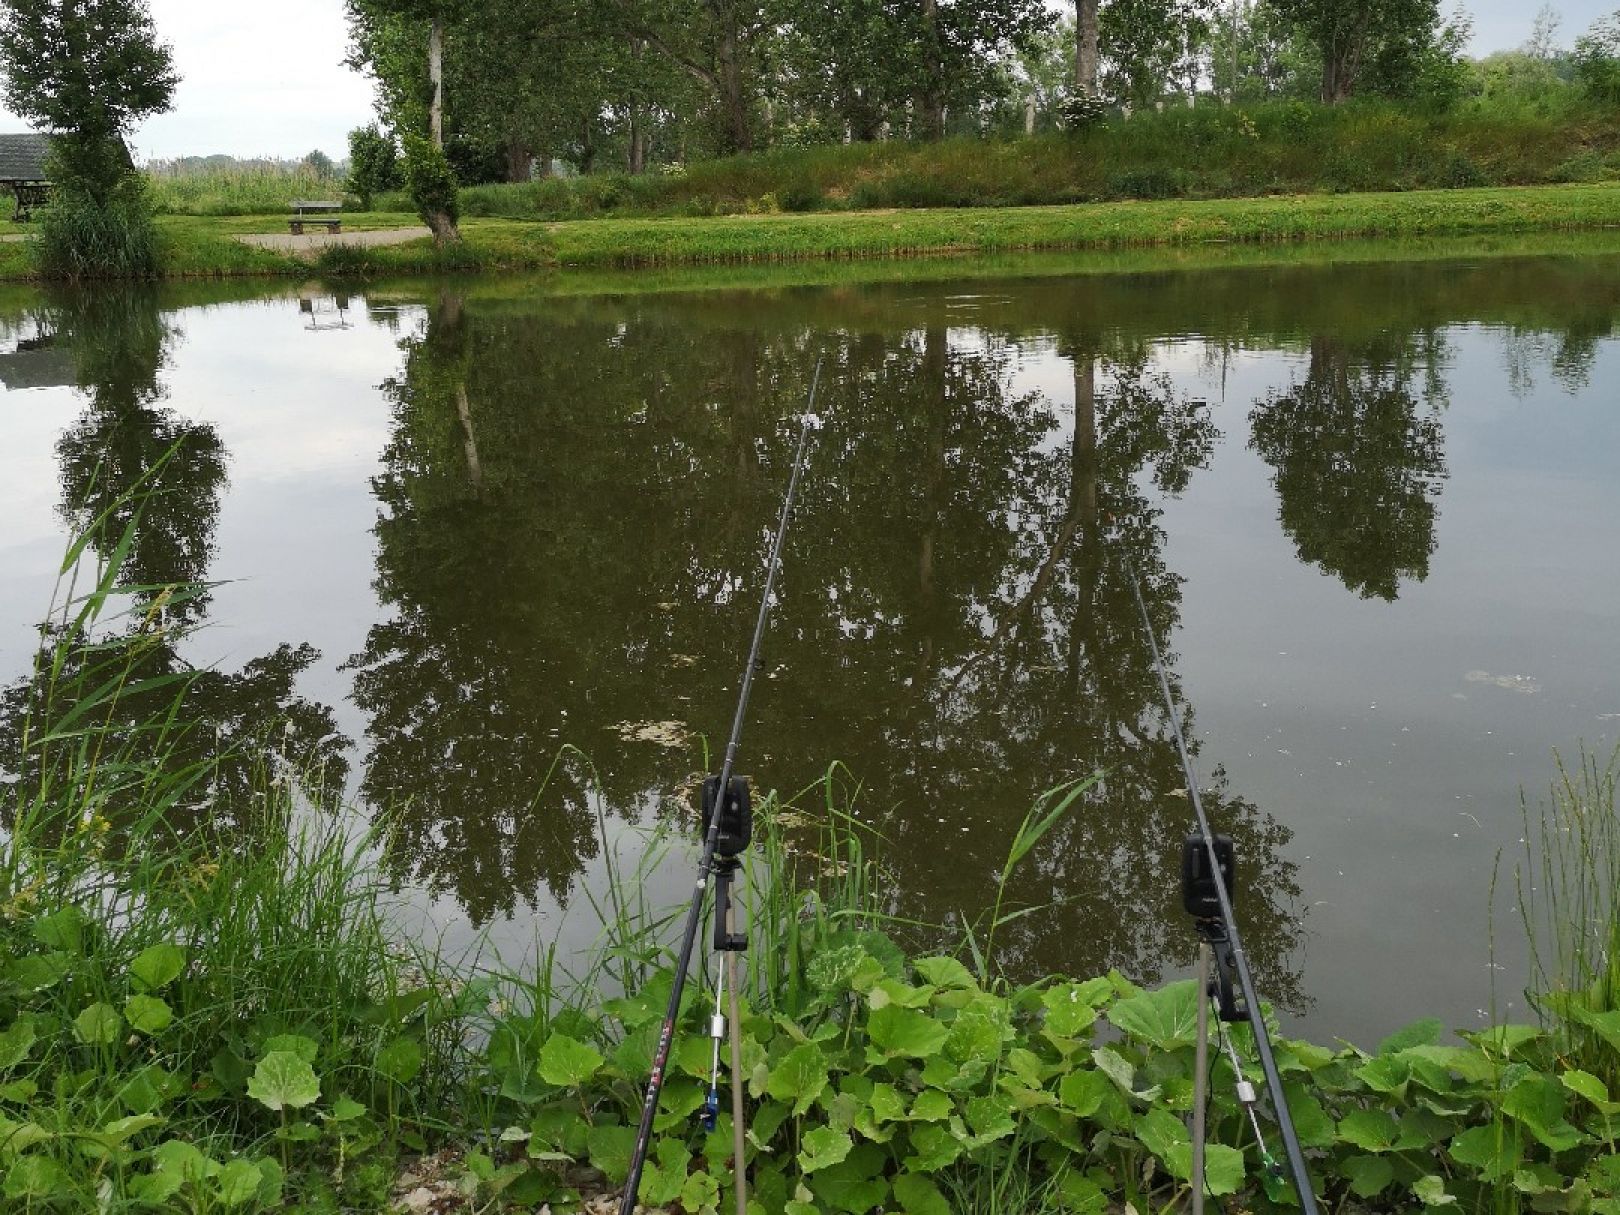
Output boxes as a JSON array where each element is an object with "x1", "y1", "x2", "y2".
[
  {"x1": 1121, "y1": 555, "x2": 1320, "y2": 1215},
  {"x1": 617, "y1": 361, "x2": 823, "y2": 1215}
]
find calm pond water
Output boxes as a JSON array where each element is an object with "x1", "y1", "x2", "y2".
[{"x1": 3, "y1": 245, "x2": 1618, "y2": 1045}]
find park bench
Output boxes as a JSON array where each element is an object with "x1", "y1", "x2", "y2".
[{"x1": 288, "y1": 200, "x2": 342, "y2": 235}]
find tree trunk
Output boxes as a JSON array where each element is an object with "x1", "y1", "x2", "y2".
[
  {"x1": 1025, "y1": 95, "x2": 1037, "y2": 134},
  {"x1": 425, "y1": 209, "x2": 460, "y2": 245},
  {"x1": 916, "y1": 0, "x2": 946, "y2": 139},
  {"x1": 428, "y1": 16, "x2": 444, "y2": 149},
  {"x1": 504, "y1": 138, "x2": 532, "y2": 183},
  {"x1": 716, "y1": 16, "x2": 751, "y2": 152},
  {"x1": 1075, "y1": 0, "x2": 1100, "y2": 95},
  {"x1": 628, "y1": 118, "x2": 648, "y2": 173},
  {"x1": 578, "y1": 118, "x2": 596, "y2": 175}
]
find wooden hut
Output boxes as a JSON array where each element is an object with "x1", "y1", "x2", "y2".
[{"x1": 0, "y1": 132, "x2": 51, "y2": 221}]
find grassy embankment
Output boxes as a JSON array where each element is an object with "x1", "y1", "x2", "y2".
[
  {"x1": 5, "y1": 507, "x2": 1620, "y2": 1213},
  {"x1": 2, "y1": 181, "x2": 1620, "y2": 282}
]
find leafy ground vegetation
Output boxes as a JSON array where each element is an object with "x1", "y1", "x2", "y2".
[{"x1": 3, "y1": 528, "x2": 1620, "y2": 1213}]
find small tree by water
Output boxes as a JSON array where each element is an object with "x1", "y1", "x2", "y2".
[{"x1": 0, "y1": 0, "x2": 178, "y2": 277}]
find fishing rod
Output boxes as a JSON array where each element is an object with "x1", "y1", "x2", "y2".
[
  {"x1": 618, "y1": 359, "x2": 824, "y2": 1215},
  {"x1": 1120, "y1": 553, "x2": 1320, "y2": 1215}
]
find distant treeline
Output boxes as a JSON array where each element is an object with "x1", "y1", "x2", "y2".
[{"x1": 340, "y1": 0, "x2": 1620, "y2": 185}]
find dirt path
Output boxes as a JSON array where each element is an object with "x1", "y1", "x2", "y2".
[{"x1": 234, "y1": 226, "x2": 431, "y2": 254}]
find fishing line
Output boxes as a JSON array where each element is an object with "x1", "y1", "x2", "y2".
[
  {"x1": 617, "y1": 358, "x2": 825, "y2": 1215},
  {"x1": 1120, "y1": 551, "x2": 1321, "y2": 1215}
]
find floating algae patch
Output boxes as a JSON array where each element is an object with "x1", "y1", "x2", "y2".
[{"x1": 611, "y1": 719, "x2": 692, "y2": 747}]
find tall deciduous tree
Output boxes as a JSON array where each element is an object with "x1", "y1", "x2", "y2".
[
  {"x1": 0, "y1": 0, "x2": 178, "y2": 203},
  {"x1": 1267, "y1": 0, "x2": 1446, "y2": 102}
]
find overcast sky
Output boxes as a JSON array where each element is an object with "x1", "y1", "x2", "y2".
[{"x1": 0, "y1": 0, "x2": 1613, "y2": 162}]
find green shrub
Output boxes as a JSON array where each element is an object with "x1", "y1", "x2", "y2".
[
  {"x1": 35, "y1": 176, "x2": 161, "y2": 279},
  {"x1": 400, "y1": 133, "x2": 459, "y2": 242},
  {"x1": 1107, "y1": 166, "x2": 1189, "y2": 200},
  {"x1": 346, "y1": 124, "x2": 401, "y2": 210}
]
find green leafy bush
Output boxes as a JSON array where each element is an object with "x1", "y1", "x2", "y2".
[
  {"x1": 346, "y1": 124, "x2": 402, "y2": 211},
  {"x1": 401, "y1": 133, "x2": 460, "y2": 243}
]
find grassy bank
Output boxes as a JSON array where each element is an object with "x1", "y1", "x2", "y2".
[
  {"x1": 3, "y1": 182, "x2": 1620, "y2": 282},
  {"x1": 539, "y1": 183, "x2": 1620, "y2": 267},
  {"x1": 363, "y1": 99, "x2": 1620, "y2": 224},
  {"x1": 6, "y1": 522, "x2": 1620, "y2": 1212}
]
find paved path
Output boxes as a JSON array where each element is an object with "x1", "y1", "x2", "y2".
[{"x1": 234, "y1": 226, "x2": 431, "y2": 254}]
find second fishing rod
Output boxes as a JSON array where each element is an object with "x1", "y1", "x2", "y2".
[
  {"x1": 617, "y1": 359, "x2": 824, "y2": 1215},
  {"x1": 1121, "y1": 551, "x2": 1320, "y2": 1215}
]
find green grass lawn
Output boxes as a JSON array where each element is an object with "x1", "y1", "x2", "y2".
[{"x1": 3, "y1": 182, "x2": 1619, "y2": 281}]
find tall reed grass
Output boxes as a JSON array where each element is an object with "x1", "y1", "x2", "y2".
[
  {"x1": 1518, "y1": 744, "x2": 1620, "y2": 1086},
  {"x1": 145, "y1": 165, "x2": 341, "y2": 217}
]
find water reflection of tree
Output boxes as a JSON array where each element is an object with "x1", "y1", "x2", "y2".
[
  {"x1": 0, "y1": 288, "x2": 348, "y2": 832},
  {"x1": 1249, "y1": 333, "x2": 1449, "y2": 603},
  {"x1": 350, "y1": 295, "x2": 1304, "y2": 1005},
  {"x1": 51, "y1": 289, "x2": 226, "y2": 624}
]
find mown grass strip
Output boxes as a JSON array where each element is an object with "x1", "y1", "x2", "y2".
[{"x1": 543, "y1": 183, "x2": 1620, "y2": 268}]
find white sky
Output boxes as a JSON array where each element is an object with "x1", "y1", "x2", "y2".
[{"x1": 0, "y1": 0, "x2": 1612, "y2": 161}]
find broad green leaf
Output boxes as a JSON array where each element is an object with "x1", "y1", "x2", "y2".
[
  {"x1": 905, "y1": 1121, "x2": 964, "y2": 1171},
  {"x1": 0, "y1": 1115, "x2": 51, "y2": 1157},
  {"x1": 4, "y1": 1155, "x2": 65, "y2": 1200},
  {"x1": 964, "y1": 1092, "x2": 1016, "y2": 1145},
  {"x1": 1043, "y1": 980, "x2": 1110, "y2": 1037},
  {"x1": 810, "y1": 1143, "x2": 888, "y2": 1215},
  {"x1": 1379, "y1": 1017, "x2": 1443, "y2": 1055},
  {"x1": 0, "y1": 1080, "x2": 36, "y2": 1103},
  {"x1": 125, "y1": 994, "x2": 173, "y2": 1035},
  {"x1": 1107, "y1": 980, "x2": 1199, "y2": 1050},
  {"x1": 767, "y1": 1042, "x2": 829, "y2": 1115},
  {"x1": 1164, "y1": 1141, "x2": 1245, "y2": 1194},
  {"x1": 1355, "y1": 1055, "x2": 1410, "y2": 1094},
  {"x1": 216, "y1": 1159, "x2": 264, "y2": 1207},
  {"x1": 375, "y1": 1035, "x2": 423, "y2": 1084},
  {"x1": 153, "y1": 1139, "x2": 218, "y2": 1182},
  {"x1": 247, "y1": 1050, "x2": 320, "y2": 1112},
  {"x1": 944, "y1": 1010, "x2": 1004, "y2": 1065},
  {"x1": 1282, "y1": 1080, "x2": 1337, "y2": 1149},
  {"x1": 1413, "y1": 1174, "x2": 1457, "y2": 1206},
  {"x1": 798, "y1": 1126, "x2": 852, "y2": 1173},
  {"x1": 31, "y1": 907, "x2": 86, "y2": 954},
  {"x1": 1561, "y1": 1069, "x2": 1620, "y2": 1114},
  {"x1": 10, "y1": 953, "x2": 69, "y2": 993},
  {"x1": 1337, "y1": 1107, "x2": 1398, "y2": 1151},
  {"x1": 893, "y1": 1172, "x2": 951, "y2": 1215},
  {"x1": 1470, "y1": 1024, "x2": 1542, "y2": 1059},
  {"x1": 912, "y1": 956, "x2": 976, "y2": 990},
  {"x1": 1059, "y1": 1068, "x2": 1109, "y2": 1116},
  {"x1": 867, "y1": 1005, "x2": 948, "y2": 1059},
  {"x1": 1503, "y1": 1073, "x2": 1584, "y2": 1151},
  {"x1": 329, "y1": 1097, "x2": 367, "y2": 1123},
  {"x1": 93, "y1": 1113, "x2": 164, "y2": 1148},
  {"x1": 909, "y1": 1089, "x2": 952, "y2": 1121},
  {"x1": 538, "y1": 1033, "x2": 604, "y2": 1087},
  {"x1": 869, "y1": 1082, "x2": 905, "y2": 1124},
  {"x1": 1135, "y1": 1106, "x2": 1189, "y2": 1161},
  {"x1": 264, "y1": 1034, "x2": 318, "y2": 1064},
  {"x1": 1568, "y1": 1005, "x2": 1620, "y2": 1053},
  {"x1": 1092, "y1": 1046, "x2": 1136, "y2": 1093},
  {"x1": 681, "y1": 1168, "x2": 719, "y2": 1214},
  {"x1": 130, "y1": 943, "x2": 185, "y2": 992},
  {"x1": 74, "y1": 1001, "x2": 122, "y2": 1046},
  {"x1": 1449, "y1": 1124, "x2": 1522, "y2": 1180},
  {"x1": 1342, "y1": 1153, "x2": 1395, "y2": 1198},
  {"x1": 0, "y1": 1022, "x2": 36, "y2": 1072},
  {"x1": 586, "y1": 1124, "x2": 637, "y2": 1183},
  {"x1": 129, "y1": 1168, "x2": 184, "y2": 1204}
]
